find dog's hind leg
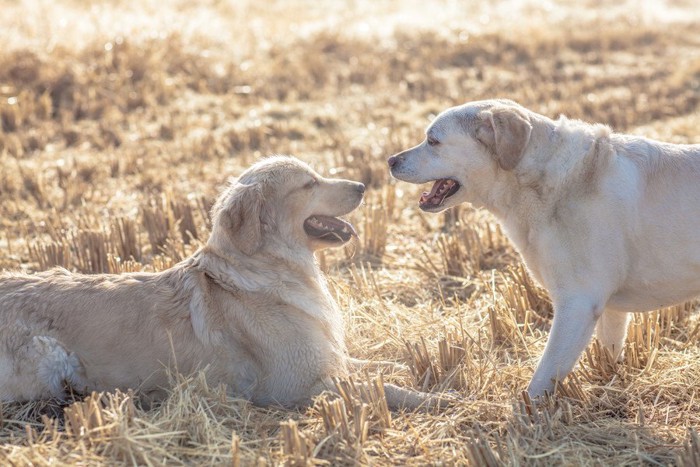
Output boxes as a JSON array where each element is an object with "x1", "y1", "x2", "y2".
[
  {"x1": 32, "y1": 335, "x2": 88, "y2": 399},
  {"x1": 0, "y1": 327, "x2": 87, "y2": 401},
  {"x1": 595, "y1": 309, "x2": 630, "y2": 361}
]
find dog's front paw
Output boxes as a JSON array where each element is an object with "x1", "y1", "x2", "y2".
[
  {"x1": 432, "y1": 390, "x2": 462, "y2": 409},
  {"x1": 413, "y1": 389, "x2": 462, "y2": 411},
  {"x1": 347, "y1": 357, "x2": 410, "y2": 375},
  {"x1": 389, "y1": 362, "x2": 410, "y2": 374},
  {"x1": 526, "y1": 377, "x2": 555, "y2": 400}
]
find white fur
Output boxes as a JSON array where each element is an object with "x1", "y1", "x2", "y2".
[{"x1": 389, "y1": 99, "x2": 700, "y2": 397}]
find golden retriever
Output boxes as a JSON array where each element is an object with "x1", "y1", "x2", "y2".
[
  {"x1": 389, "y1": 99, "x2": 700, "y2": 397},
  {"x1": 0, "y1": 156, "x2": 436, "y2": 410}
]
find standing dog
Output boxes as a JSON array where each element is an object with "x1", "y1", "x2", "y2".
[
  {"x1": 0, "y1": 156, "x2": 436, "y2": 410},
  {"x1": 388, "y1": 99, "x2": 700, "y2": 397}
]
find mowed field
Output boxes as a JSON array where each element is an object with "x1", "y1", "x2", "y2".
[{"x1": 2, "y1": 0, "x2": 700, "y2": 464}]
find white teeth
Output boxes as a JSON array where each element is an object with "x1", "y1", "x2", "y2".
[
  {"x1": 309, "y1": 217, "x2": 334, "y2": 231},
  {"x1": 420, "y1": 179, "x2": 457, "y2": 206}
]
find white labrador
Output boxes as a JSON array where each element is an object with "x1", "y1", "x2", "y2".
[{"x1": 388, "y1": 99, "x2": 700, "y2": 397}]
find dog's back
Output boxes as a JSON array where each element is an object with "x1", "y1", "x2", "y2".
[
  {"x1": 604, "y1": 136, "x2": 700, "y2": 311},
  {"x1": 0, "y1": 267, "x2": 204, "y2": 400}
]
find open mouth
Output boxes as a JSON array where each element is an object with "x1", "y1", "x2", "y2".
[
  {"x1": 304, "y1": 215, "x2": 357, "y2": 243},
  {"x1": 419, "y1": 179, "x2": 461, "y2": 210}
]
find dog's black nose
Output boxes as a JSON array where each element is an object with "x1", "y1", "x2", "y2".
[
  {"x1": 356, "y1": 183, "x2": 366, "y2": 194},
  {"x1": 387, "y1": 156, "x2": 399, "y2": 168}
]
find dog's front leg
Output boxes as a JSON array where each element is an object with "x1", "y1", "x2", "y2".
[
  {"x1": 381, "y1": 382, "x2": 450, "y2": 411},
  {"x1": 347, "y1": 357, "x2": 409, "y2": 374},
  {"x1": 527, "y1": 295, "x2": 603, "y2": 398},
  {"x1": 305, "y1": 377, "x2": 448, "y2": 411}
]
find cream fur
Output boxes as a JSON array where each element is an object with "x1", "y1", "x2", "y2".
[{"x1": 0, "y1": 156, "x2": 438, "y2": 410}]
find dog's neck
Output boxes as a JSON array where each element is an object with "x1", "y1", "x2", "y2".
[
  {"x1": 192, "y1": 244, "x2": 322, "y2": 289},
  {"x1": 480, "y1": 117, "x2": 615, "y2": 282},
  {"x1": 538, "y1": 117, "x2": 613, "y2": 192},
  {"x1": 186, "y1": 246, "x2": 346, "y2": 350}
]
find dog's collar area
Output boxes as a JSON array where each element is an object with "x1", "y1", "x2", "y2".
[
  {"x1": 419, "y1": 179, "x2": 461, "y2": 209},
  {"x1": 203, "y1": 270, "x2": 241, "y2": 295},
  {"x1": 189, "y1": 251, "x2": 243, "y2": 294}
]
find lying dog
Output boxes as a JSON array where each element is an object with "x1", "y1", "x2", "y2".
[
  {"x1": 388, "y1": 99, "x2": 700, "y2": 397},
  {"x1": 0, "y1": 156, "x2": 436, "y2": 410}
]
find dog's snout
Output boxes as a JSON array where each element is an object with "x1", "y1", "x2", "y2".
[
  {"x1": 355, "y1": 183, "x2": 365, "y2": 194},
  {"x1": 387, "y1": 155, "x2": 399, "y2": 168}
]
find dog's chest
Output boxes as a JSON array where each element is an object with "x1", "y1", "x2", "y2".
[
  {"x1": 499, "y1": 219, "x2": 546, "y2": 286},
  {"x1": 258, "y1": 313, "x2": 344, "y2": 404},
  {"x1": 280, "y1": 281, "x2": 346, "y2": 347}
]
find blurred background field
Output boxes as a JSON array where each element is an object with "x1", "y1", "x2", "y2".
[{"x1": 2, "y1": 0, "x2": 700, "y2": 464}]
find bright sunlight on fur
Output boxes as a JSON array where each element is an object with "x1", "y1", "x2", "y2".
[{"x1": 2, "y1": 0, "x2": 700, "y2": 464}]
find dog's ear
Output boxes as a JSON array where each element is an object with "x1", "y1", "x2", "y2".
[
  {"x1": 476, "y1": 106, "x2": 532, "y2": 170},
  {"x1": 212, "y1": 182, "x2": 266, "y2": 256}
]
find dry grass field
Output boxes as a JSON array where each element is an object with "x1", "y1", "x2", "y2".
[{"x1": 2, "y1": 0, "x2": 700, "y2": 464}]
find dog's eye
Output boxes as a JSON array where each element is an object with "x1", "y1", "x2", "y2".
[
  {"x1": 427, "y1": 136, "x2": 440, "y2": 147},
  {"x1": 303, "y1": 179, "x2": 318, "y2": 189}
]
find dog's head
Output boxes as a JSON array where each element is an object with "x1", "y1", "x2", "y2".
[
  {"x1": 209, "y1": 156, "x2": 365, "y2": 256},
  {"x1": 387, "y1": 99, "x2": 533, "y2": 212}
]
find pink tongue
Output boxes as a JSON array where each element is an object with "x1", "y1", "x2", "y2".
[{"x1": 420, "y1": 180, "x2": 445, "y2": 203}]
